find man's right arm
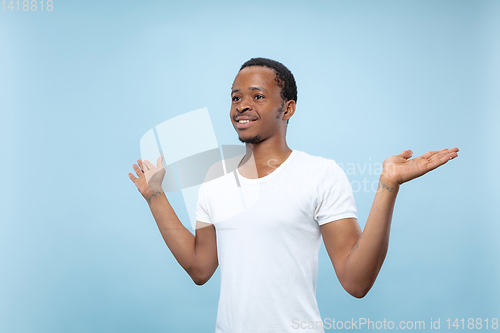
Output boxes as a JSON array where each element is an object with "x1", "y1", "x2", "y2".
[
  {"x1": 129, "y1": 158, "x2": 218, "y2": 285},
  {"x1": 148, "y1": 192, "x2": 218, "y2": 285}
]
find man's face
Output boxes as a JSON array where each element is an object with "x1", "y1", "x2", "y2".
[{"x1": 230, "y1": 66, "x2": 287, "y2": 144}]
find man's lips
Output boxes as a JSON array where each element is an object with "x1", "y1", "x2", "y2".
[{"x1": 234, "y1": 118, "x2": 258, "y2": 129}]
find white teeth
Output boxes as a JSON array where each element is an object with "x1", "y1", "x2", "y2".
[{"x1": 239, "y1": 120, "x2": 250, "y2": 123}]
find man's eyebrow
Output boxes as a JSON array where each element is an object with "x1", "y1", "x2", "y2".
[
  {"x1": 250, "y1": 86, "x2": 268, "y2": 93},
  {"x1": 231, "y1": 86, "x2": 268, "y2": 94}
]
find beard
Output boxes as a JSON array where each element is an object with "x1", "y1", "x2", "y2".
[{"x1": 238, "y1": 134, "x2": 263, "y2": 144}]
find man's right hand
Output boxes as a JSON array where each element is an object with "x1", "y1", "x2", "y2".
[{"x1": 128, "y1": 156, "x2": 166, "y2": 200}]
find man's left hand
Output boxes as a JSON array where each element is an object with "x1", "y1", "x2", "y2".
[{"x1": 381, "y1": 147, "x2": 459, "y2": 186}]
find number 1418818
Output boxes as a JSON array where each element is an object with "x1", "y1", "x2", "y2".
[{"x1": 2, "y1": 0, "x2": 53, "y2": 11}]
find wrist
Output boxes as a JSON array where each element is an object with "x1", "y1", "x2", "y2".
[
  {"x1": 143, "y1": 187, "x2": 165, "y2": 204},
  {"x1": 379, "y1": 173, "x2": 400, "y2": 192}
]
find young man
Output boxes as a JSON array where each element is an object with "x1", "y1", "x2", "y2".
[{"x1": 128, "y1": 58, "x2": 459, "y2": 333}]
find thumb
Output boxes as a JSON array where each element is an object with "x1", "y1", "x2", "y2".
[
  {"x1": 398, "y1": 149, "x2": 413, "y2": 160},
  {"x1": 156, "y1": 156, "x2": 163, "y2": 168}
]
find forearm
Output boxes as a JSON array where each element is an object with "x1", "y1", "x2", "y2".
[
  {"x1": 343, "y1": 175, "x2": 399, "y2": 297},
  {"x1": 146, "y1": 190, "x2": 199, "y2": 277}
]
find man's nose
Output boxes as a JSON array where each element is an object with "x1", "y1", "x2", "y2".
[{"x1": 238, "y1": 96, "x2": 253, "y2": 112}]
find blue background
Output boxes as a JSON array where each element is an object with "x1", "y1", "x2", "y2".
[{"x1": 1, "y1": 0, "x2": 499, "y2": 332}]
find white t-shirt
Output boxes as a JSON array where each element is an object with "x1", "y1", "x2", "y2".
[{"x1": 196, "y1": 150, "x2": 357, "y2": 333}]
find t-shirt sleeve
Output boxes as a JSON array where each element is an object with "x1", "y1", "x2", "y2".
[
  {"x1": 314, "y1": 160, "x2": 357, "y2": 225},
  {"x1": 195, "y1": 182, "x2": 212, "y2": 224}
]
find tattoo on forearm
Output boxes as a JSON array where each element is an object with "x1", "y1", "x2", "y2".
[
  {"x1": 347, "y1": 236, "x2": 362, "y2": 258},
  {"x1": 380, "y1": 181, "x2": 394, "y2": 192},
  {"x1": 146, "y1": 190, "x2": 163, "y2": 204},
  {"x1": 355, "y1": 236, "x2": 362, "y2": 249}
]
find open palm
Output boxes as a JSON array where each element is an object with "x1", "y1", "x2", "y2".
[
  {"x1": 128, "y1": 156, "x2": 165, "y2": 197},
  {"x1": 382, "y1": 148, "x2": 459, "y2": 185}
]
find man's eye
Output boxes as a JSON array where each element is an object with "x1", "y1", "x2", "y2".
[
  {"x1": 255, "y1": 95, "x2": 264, "y2": 100},
  {"x1": 232, "y1": 96, "x2": 240, "y2": 102}
]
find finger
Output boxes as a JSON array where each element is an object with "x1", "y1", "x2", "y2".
[
  {"x1": 137, "y1": 159, "x2": 144, "y2": 171},
  {"x1": 447, "y1": 150, "x2": 459, "y2": 160},
  {"x1": 398, "y1": 149, "x2": 413, "y2": 160},
  {"x1": 128, "y1": 172, "x2": 138, "y2": 183},
  {"x1": 133, "y1": 164, "x2": 144, "y2": 177},
  {"x1": 420, "y1": 149, "x2": 445, "y2": 160},
  {"x1": 431, "y1": 149, "x2": 458, "y2": 162},
  {"x1": 426, "y1": 155, "x2": 447, "y2": 171},
  {"x1": 156, "y1": 156, "x2": 163, "y2": 168},
  {"x1": 143, "y1": 160, "x2": 154, "y2": 171},
  {"x1": 427, "y1": 150, "x2": 458, "y2": 170},
  {"x1": 138, "y1": 159, "x2": 151, "y2": 172},
  {"x1": 428, "y1": 149, "x2": 448, "y2": 162}
]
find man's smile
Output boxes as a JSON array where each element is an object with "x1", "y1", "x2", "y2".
[{"x1": 235, "y1": 118, "x2": 258, "y2": 129}]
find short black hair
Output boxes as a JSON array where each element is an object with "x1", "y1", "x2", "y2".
[{"x1": 240, "y1": 57, "x2": 297, "y2": 104}]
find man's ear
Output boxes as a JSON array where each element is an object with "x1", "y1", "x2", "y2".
[{"x1": 283, "y1": 100, "x2": 296, "y2": 121}]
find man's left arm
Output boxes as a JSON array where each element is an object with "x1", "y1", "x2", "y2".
[{"x1": 321, "y1": 148, "x2": 459, "y2": 298}]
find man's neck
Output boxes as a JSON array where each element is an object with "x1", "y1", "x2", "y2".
[{"x1": 238, "y1": 139, "x2": 293, "y2": 179}]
